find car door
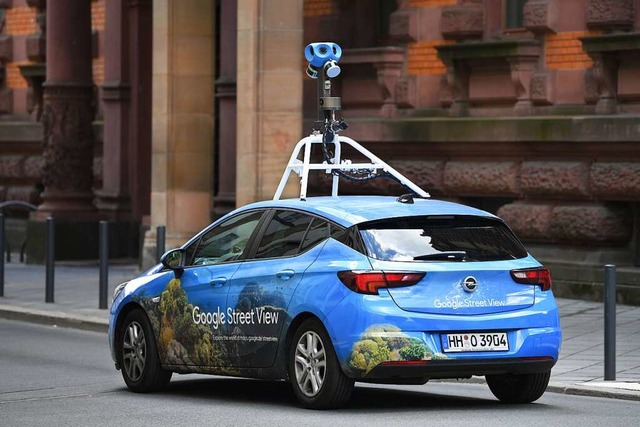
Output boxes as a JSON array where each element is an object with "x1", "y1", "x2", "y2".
[
  {"x1": 224, "y1": 210, "x2": 328, "y2": 368},
  {"x1": 163, "y1": 210, "x2": 266, "y2": 368}
]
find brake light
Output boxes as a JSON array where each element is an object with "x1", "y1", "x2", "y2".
[
  {"x1": 337, "y1": 271, "x2": 425, "y2": 295},
  {"x1": 511, "y1": 268, "x2": 552, "y2": 291}
]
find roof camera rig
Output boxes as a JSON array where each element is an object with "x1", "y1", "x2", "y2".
[{"x1": 273, "y1": 42, "x2": 429, "y2": 202}]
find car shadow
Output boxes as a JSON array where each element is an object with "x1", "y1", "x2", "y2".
[{"x1": 138, "y1": 376, "x2": 551, "y2": 413}]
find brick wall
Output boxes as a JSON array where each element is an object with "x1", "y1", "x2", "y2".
[
  {"x1": 92, "y1": 0, "x2": 105, "y2": 31},
  {"x1": 546, "y1": 31, "x2": 596, "y2": 70},
  {"x1": 1, "y1": 1, "x2": 105, "y2": 96},
  {"x1": 4, "y1": 6, "x2": 37, "y2": 35},
  {"x1": 92, "y1": 0, "x2": 105, "y2": 86},
  {"x1": 304, "y1": 0, "x2": 335, "y2": 17},
  {"x1": 92, "y1": 57, "x2": 104, "y2": 85},
  {"x1": 5, "y1": 61, "x2": 28, "y2": 89},
  {"x1": 407, "y1": 40, "x2": 452, "y2": 75}
]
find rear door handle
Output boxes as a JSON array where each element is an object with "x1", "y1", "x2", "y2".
[
  {"x1": 210, "y1": 277, "x2": 227, "y2": 287},
  {"x1": 276, "y1": 269, "x2": 295, "y2": 280}
]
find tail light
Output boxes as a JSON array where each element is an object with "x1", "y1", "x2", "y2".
[
  {"x1": 337, "y1": 271, "x2": 425, "y2": 295},
  {"x1": 511, "y1": 268, "x2": 552, "y2": 291}
]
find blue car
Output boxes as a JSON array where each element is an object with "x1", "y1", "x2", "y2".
[
  {"x1": 109, "y1": 42, "x2": 561, "y2": 409},
  {"x1": 109, "y1": 194, "x2": 561, "y2": 409}
]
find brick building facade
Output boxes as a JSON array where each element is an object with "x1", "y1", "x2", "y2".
[{"x1": 0, "y1": 0, "x2": 639, "y2": 302}]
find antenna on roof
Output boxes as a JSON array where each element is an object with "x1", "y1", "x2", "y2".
[{"x1": 272, "y1": 43, "x2": 430, "y2": 201}]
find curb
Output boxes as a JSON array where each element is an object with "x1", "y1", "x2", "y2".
[
  {"x1": 546, "y1": 383, "x2": 640, "y2": 402},
  {"x1": 0, "y1": 305, "x2": 108, "y2": 333},
  {"x1": 428, "y1": 378, "x2": 640, "y2": 402}
]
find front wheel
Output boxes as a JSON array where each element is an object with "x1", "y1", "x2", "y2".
[
  {"x1": 119, "y1": 309, "x2": 172, "y2": 392},
  {"x1": 289, "y1": 318, "x2": 354, "y2": 409},
  {"x1": 486, "y1": 371, "x2": 551, "y2": 403}
]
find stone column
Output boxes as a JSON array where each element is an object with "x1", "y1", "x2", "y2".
[
  {"x1": 212, "y1": 0, "x2": 237, "y2": 220},
  {"x1": 36, "y1": 0, "x2": 95, "y2": 220},
  {"x1": 96, "y1": 0, "x2": 132, "y2": 219},
  {"x1": 142, "y1": 0, "x2": 215, "y2": 268},
  {"x1": 97, "y1": 0, "x2": 152, "y2": 223},
  {"x1": 236, "y1": 0, "x2": 303, "y2": 205},
  {"x1": 0, "y1": 0, "x2": 12, "y2": 114},
  {"x1": 127, "y1": 0, "x2": 152, "y2": 221}
]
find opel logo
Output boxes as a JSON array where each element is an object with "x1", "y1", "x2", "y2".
[{"x1": 462, "y1": 276, "x2": 478, "y2": 293}]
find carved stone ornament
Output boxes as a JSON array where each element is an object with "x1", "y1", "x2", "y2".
[
  {"x1": 441, "y1": 3, "x2": 484, "y2": 40},
  {"x1": 509, "y1": 56, "x2": 539, "y2": 115},
  {"x1": 583, "y1": 68, "x2": 599, "y2": 104},
  {"x1": 443, "y1": 58, "x2": 470, "y2": 117},
  {"x1": 395, "y1": 76, "x2": 416, "y2": 109},
  {"x1": 389, "y1": 8, "x2": 417, "y2": 42},
  {"x1": 587, "y1": 0, "x2": 635, "y2": 32},
  {"x1": 41, "y1": 84, "x2": 95, "y2": 193},
  {"x1": 524, "y1": 0, "x2": 558, "y2": 34},
  {"x1": 530, "y1": 71, "x2": 555, "y2": 105},
  {"x1": 590, "y1": 53, "x2": 619, "y2": 114},
  {"x1": 375, "y1": 60, "x2": 404, "y2": 117},
  {"x1": 437, "y1": 40, "x2": 541, "y2": 116}
]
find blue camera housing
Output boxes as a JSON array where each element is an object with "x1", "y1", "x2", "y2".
[{"x1": 305, "y1": 42, "x2": 342, "y2": 68}]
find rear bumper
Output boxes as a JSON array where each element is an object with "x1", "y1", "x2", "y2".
[{"x1": 363, "y1": 358, "x2": 556, "y2": 382}]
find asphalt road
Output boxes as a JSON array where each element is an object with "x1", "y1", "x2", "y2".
[{"x1": 1, "y1": 319, "x2": 639, "y2": 427}]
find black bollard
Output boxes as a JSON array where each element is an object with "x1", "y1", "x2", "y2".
[
  {"x1": 45, "y1": 217, "x2": 55, "y2": 303},
  {"x1": 156, "y1": 225, "x2": 166, "y2": 263},
  {"x1": 99, "y1": 221, "x2": 109, "y2": 309},
  {"x1": 0, "y1": 213, "x2": 4, "y2": 297},
  {"x1": 604, "y1": 264, "x2": 616, "y2": 381}
]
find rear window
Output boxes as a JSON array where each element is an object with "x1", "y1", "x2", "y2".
[{"x1": 358, "y1": 216, "x2": 527, "y2": 262}]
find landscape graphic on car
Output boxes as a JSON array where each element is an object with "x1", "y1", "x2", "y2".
[{"x1": 108, "y1": 42, "x2": 562, "y2": 409}]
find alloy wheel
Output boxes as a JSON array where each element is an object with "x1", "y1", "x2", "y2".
[
  {"x1": 122, "y1": 320, "x2": 147, "y2": 382},
  {"x1": 294, "y1": 330, "x2": 327, "y2": 397}
]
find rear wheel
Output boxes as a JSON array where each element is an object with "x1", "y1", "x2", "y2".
[
  {"x1": 289, "y1": 318, "x2": 354, "y2": 409},
  {"x1": 119, "y1": 309, "x2": 172, "y2": 392},
  {"x1": 486, "y1": 371, "x2": 551, "y2": 403}
]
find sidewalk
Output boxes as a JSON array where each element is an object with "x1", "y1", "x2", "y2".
[{"x1": 1, "y1": 262, "x2": 639, "y2": 401}]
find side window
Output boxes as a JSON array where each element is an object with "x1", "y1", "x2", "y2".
[
  {"x1": 255, "y1": 210, "x2": 314, "y2": 259},
  {"x1": 300, "y1": 218, "x2": 331, "y2": 252},
  {"x1": 330, "y1": 224, "x2": 353, "y2": 247},
  {"x1": 188, "y1": 211, "x2": 264, "y2": 266}
]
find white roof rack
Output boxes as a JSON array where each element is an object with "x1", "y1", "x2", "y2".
[{"x1": 273, "y1": 134, "x2": 430, "y2": 201}]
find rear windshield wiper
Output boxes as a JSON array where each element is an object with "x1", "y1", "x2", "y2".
[{"x1": 413, "y1": 251, "x2": 468, "y2": 261}]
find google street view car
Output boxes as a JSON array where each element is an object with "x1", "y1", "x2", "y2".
[{"x1": 108, "y1": 42, "x2": 561, "y2": 409}]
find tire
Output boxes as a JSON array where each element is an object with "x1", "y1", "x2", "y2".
[
  {"x1": 486, "y1": 370, "x2": 551, "y2": 404},
  {"x1": 118, "y1": 309, "x2": 172, "y2": 392},
  {"x1": 289, "y1": 318, "x2": 354, "y2": 409}
]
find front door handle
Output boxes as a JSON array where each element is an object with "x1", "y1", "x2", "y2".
[
  {"x1": 210, "y1": 277, "x2": 227, "y2": 287},
  {"x1": 276, "y1": 269, "x2": 295, "y2": 280}
]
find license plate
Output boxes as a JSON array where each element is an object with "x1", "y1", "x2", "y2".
[{"x1": 442, "y1": 332, "x2": 509, "y2": 353}]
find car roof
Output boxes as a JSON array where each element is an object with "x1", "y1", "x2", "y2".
[{"x1": 235, "y1": 196, "x2": 498, "y2": 228}]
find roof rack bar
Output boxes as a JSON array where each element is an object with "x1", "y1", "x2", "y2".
[
  {"x1": 273, "y1": 134, "x2": 430, "y2": 201},
  {"x1": 273, "y1": 42, "x2": 430, "y2": 201}
]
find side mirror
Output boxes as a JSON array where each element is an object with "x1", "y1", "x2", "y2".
[{"x1": 160, "y1": 248, "x2": 185, "y2": 277}]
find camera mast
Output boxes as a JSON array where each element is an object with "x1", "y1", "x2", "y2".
[{"x1": 273, "y1": 42, "x2": 429, "y2": 201}]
